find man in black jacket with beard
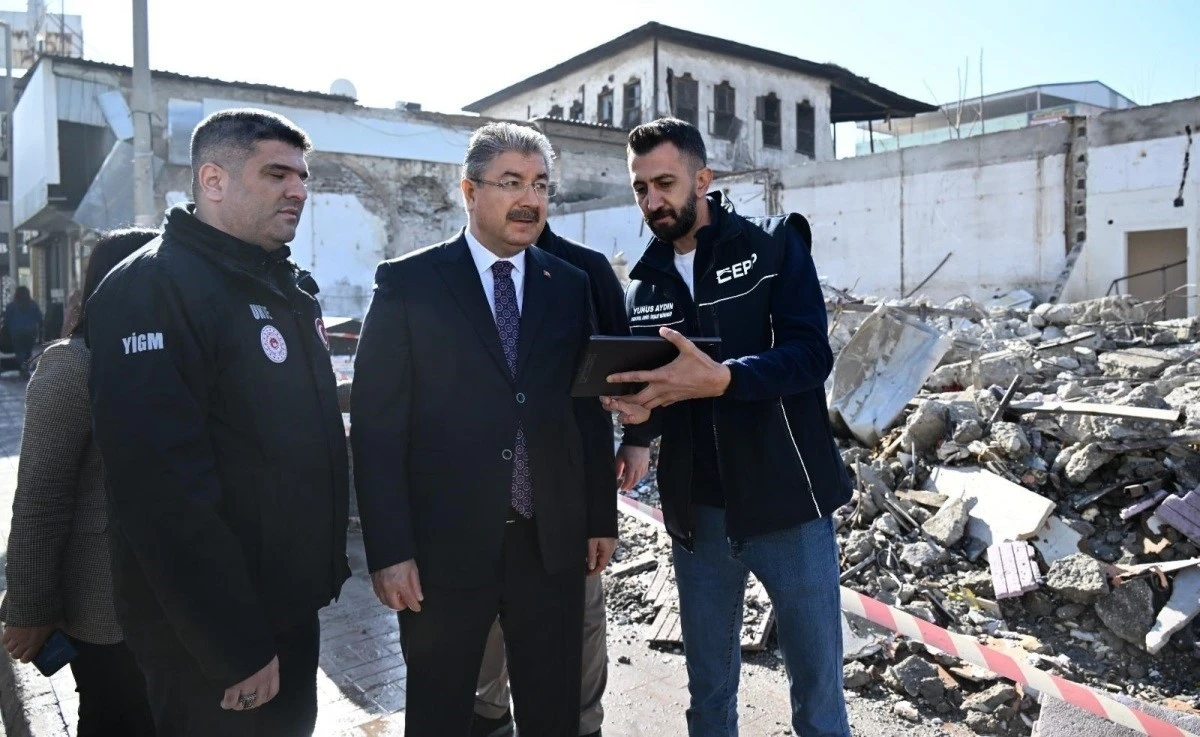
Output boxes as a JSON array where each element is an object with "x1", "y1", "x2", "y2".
[
  {"x1": 603, "y1": 118, "x2": 852, "y2": 737},
  {"x1": 88, "y1": 109, "x2": 349, "y2": 737}
]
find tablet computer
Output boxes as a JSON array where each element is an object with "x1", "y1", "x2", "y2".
[{"x1": 571, "y1": 335, "x2": 722, "y2": 397}]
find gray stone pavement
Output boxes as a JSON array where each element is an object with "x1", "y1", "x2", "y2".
[{"x1": 0, "y1": 369, "x2": 967, "y2": 736}]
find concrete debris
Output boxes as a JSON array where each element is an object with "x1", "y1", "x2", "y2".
[
  {"x1": 1146, "y1": 567, "x2": 1200, "y2": 654},
  {"x1": 1094, "y1": 578, "x2": 1157, "y2": 646},
  {"x1": 927, "y1": 466, "x2": 1055, "y2": 546},
  {"x1": 610, "y1": 290, "x2": 1200, "y2": 736},
  {"x1": 923, "y1": 496, "x2": 972, "y2": 547},
  {"x1": 1045, "y1": 553, "x2": 1110, "y2": 604},
  {"x1": 827, "y1": 304, "x2": 954, "y2": 446}
]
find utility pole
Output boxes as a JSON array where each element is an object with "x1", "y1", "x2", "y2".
[
  {"x1": 1, "y1": 20, "x2": 15, "y2": 288},
  {"x1": 131, "y1": 0, "x2": 154, "y2": 226}
]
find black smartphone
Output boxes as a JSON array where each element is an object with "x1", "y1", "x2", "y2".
[{"x1": 33, "y1": 630, "x2": 77, "y2": 677}]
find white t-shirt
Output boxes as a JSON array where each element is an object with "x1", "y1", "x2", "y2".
[{"x1": 674, "y1": 249, "x2": 697, "y2": 298}]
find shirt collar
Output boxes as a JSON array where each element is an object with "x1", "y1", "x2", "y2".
[{"x1": 465, "y1": 228, "x2": 526, "y2": 279}]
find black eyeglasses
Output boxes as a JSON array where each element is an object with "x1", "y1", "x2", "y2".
[{"x1": 471, "y1": 179, "x2": 558, "y2": 199}]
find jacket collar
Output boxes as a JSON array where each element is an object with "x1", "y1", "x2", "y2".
[{"x1": 163, "y1": 204, "x2": 314, "y2": 297}]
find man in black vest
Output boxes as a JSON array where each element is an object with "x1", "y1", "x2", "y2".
[{"x1": 604, "y1": 118, "x2": 853, "y2": 737}]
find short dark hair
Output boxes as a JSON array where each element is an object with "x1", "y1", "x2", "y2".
[
  {"x1": 627, "y1": 117, "x2": 707, "y2": 168},
  {"x1": 71, "y1": 227, "x2": 160, "y2": 337},
  {"x1": 190, "y1": 109, "x2": 312, "y2": 198}
]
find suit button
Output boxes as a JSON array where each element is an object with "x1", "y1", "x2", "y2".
[
  {"x1": 501, "y1": 449, "x2": 513, "y2": 461},
  {"x1": 516, "y1": 392, "x2": 526, "y2": 404}
]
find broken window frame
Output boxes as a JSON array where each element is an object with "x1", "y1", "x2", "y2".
[
  {"x1": 548, "y1": 104, "x2": 564, "y2": 118},
  {"x1": 597, "y1": 86, "x2": 614, "y2": 126},
  {"x1": 711, "y1": 81, "x2": 736, "y2": 139},
  {"x1": 796, "y1": 100, "x2": 816, "y2": 158},
  {"x1": 569, "y1": 99, "x2": 584, "y2": 121},
  {"x1": 623, "y1": 79, "x2": 642, "y2": 129},
  {"x1": 671, "y1": 73, "x2": 699, "y2": 127},
  {"x1": 757, "y1": 92, "x2": 782, "y2": 150}
]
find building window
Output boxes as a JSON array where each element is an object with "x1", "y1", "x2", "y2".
[
  {"x1": 549, "y1": 104, "x2": 564, "y2": 118},
  {"x1": 569, "y1": 99, "x2": 584, "y2": 121},
  {"x1": 597, "y1": 86, "x2": 614, "y2": 126},
  {"x1": 712, "y1": 81, "x2": 736, "y2": 139},
  {"x1": 671, "y1": 72, "x2": 699, "y2": 126},
  {"x1": 757, "y1": 93, "x2": 781, "y2": 149},
  {"x1": 796, "y1": 100, "x2": 816, "y2": 158},
  {"x1": 623, "y1": 79, "x2": 642, "y2": 129}
]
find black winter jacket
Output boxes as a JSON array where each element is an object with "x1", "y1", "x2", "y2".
[
  {"x1": 623, "y1": 193, "x2": 852, "y2": 548},
  {"x1": 87, "y1": 205, "x2": 350, "y2": 685}
]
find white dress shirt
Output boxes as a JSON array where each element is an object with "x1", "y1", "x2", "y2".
[{"x1": 465, "y1": 229, "x2": 527, "y2": 318}]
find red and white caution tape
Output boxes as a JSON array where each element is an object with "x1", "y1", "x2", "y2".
[{"x1": 616, "y1": 494, "x2": 1199, "y2": 737}]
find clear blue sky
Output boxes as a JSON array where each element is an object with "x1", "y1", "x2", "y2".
[{"x1": 6, "y1": 0, "x2": 1199, "y2": 147}]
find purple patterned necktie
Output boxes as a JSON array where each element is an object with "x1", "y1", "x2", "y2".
[{"x1": 492, "y1": 261, "x2": 533, "y2": 518}]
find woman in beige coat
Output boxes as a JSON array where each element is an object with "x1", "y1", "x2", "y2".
[{"x1": 2, "y1": 228, "x2": 160, "y2": 736}]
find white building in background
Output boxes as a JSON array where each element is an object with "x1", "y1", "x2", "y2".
[
  {"x1": 463, "y1": 21, "x2": 935, "y2": 173},
  {"x1": 856, "y1": 81, "x2": 1137, "y2": 155},
  {"x1": 0, "y1": 3, "x2": 84, "y2": 69}
]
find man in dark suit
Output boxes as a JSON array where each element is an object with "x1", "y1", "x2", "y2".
[
  {"x1": 351, "y1": 122, "x2": 617, "y2": 736},
  {"x1": 471, "y1": 224, "x2": 651, "y2": 737}
]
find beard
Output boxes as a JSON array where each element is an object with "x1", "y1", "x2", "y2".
[{"x1": 646, "y1": 192, "x2": 699, "y2": 242}]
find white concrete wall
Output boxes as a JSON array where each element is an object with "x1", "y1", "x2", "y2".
[
  {"x1": 1065, "y1": 121, "x2": 1200, "y2": 313},
  {"x1": 12, "y1": 61, "x2": 60, "y2": 228},
  {"x1": 289, "y1": 192, "x2": 389, "y2": 318},
  {"x1": 780, "y1": 145, "x2": 1068, "y2": 300}
]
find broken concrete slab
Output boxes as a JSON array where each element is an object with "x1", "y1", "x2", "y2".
[
  {"x1": 1030, "y1": 516, "x2": 1086, "y2": 565},
  {"x1": 1033, "y1": 688, "x2": 1200, "y2": 737},
  {"x1": 922, "y1": 497, "x2": 971, "y2": 547},
  {"x1": 1045, "y1": 553, "x2": 1110, "y2": 605},
  {"x1": 1146, "y1": 566, "x2": 1200, "y2": 654},
  {"x1": 900, "y1": 541, "x2": 947, "y2": 573},
  {"x1": 926, "y1": 466, "x2": 1055, "y2": 546},
  {"x1": 898, "y1": 400, "x2": 950, "y2": 454},
  {"x1": 827, "y1": 304, "x2": 954, "y2": 446},
  {"x1": 925, "y1": 347, "x2": 1033, "y2": 393},
  {"x1": 1065, "y1": 442, "x2": 1115, "y2": 484},
  {"x1": 963, "y1": 683, "x2": 1018, "y2": 714},
  {"x1": 1094, "y1": 578, "x2": 1156, "y2": 646},
  {"x1": 1098, "y1": 347, "x2": 1174, "y2": 379}
]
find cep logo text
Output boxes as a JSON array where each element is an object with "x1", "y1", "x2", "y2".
[
  {"x1": 123, "y1": 332, "x2": 164, "y2": 354},
  {"x1": 716, "y1": 254, "x2": 758, "y2": 284}
]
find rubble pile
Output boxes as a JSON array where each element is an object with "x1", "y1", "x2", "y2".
[{"x1": 611, "y1": 291, "x2": 1200, "y2": 736}]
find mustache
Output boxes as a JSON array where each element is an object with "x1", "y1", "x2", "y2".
[
  {"x1": 508, "y1": 208, "x2": 540, "y2": 221},
  {"x1": 648, "y1": 206, "x2": 676, "y2": 221}
]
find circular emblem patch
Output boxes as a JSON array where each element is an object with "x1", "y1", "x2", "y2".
[
  {"x1": 260, "y1": 325, "x2": 288, "y2": 363},
  {"x1": 315, "y1": 317, "x2": 330, "y2": 351}
]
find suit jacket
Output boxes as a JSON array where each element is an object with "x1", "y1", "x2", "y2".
[
  {"x1": 0, "y1": 338, "x2": 122, "y2": 644},
  {"x1": 351, "y1": 231, "x2": 616, "y2": 587}
]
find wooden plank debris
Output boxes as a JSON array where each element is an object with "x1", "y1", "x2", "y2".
[
  {"x1": 988, "y1": 541, "x2": 1039, "y2": 599},
  {"x1": 609, "y1": 554, "x2": 658, "y2": 578},
  {"x1": 1005, "y1": 400, "x2": 1183, "y2": 424}
]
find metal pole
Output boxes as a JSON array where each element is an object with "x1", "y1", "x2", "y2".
[
  {"x1": 131, "y1": 0, "x2": 154, "y2": 226},
  {"x1": 2, "y1": 21, "x2": 15, "y2": 289}
]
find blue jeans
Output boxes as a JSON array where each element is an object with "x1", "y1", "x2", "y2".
[{"x1": 672, "y1": 506, "x2": 850, "y2": 737}]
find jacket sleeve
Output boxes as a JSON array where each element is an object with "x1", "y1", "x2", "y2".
[
  {"x1": 722, "y1": 226, "x2": 833, "y2": 401},
  {"x1": 87, "y1": 267, "x2": 275, "y2": 686},
  {"x1": 350, "y1": 264, "x2": 417, "y2": 573},
  {"x1": 1, "y1": 343, "x2": 90, "y2": 627},
  {"x1": 573, "y1": 286, "x2": 618, "y2": 539}
]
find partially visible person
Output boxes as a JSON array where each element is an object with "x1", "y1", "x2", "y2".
[
  {"x1": 1, "y1": 227, "x2": 160, "y2": 737},
  {"x1": 4, "y1": 286, "x2": 43, "y2": 377}
]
